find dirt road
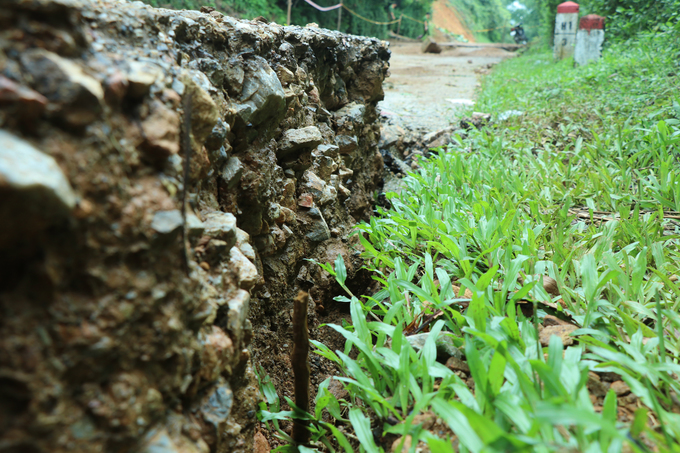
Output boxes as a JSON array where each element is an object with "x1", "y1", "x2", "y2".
[{"x1": 379, "y1": 42, "x2": 515, "y2": 131}]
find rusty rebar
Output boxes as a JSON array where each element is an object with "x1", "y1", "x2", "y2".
[{"x1": 291, "y1": 290, "x2": 311, "y2": 445}]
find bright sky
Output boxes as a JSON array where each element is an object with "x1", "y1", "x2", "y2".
[{"x1": 507, "y1": 1, "x2": 527, "y2": 12}]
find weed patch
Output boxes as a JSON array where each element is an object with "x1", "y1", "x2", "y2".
[{"x1": 259, "y1": 31, "x2": 680, "y2": 452}]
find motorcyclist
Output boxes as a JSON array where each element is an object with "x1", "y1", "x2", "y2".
[{"x1": 510, "y1": 23, "x2": 527, "y2": 44}]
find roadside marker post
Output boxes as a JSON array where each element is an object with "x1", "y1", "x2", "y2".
[
  {"x1": 554, "y1": 1, "x2": 579, "y2": 60},
  {"x1": 574, "y1": 14, "x2": 605, "y2": 66}
]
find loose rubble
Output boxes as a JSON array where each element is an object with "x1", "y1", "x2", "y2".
[{"x1": 377, "y1": 110, "x2": 493, "y2": 206}]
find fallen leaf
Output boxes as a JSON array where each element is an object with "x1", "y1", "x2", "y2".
[
  {"x1": 539, "y1": 324, "x2": 578, "y2": 347},
  {"x1": 451, "y1": 284, "x2": 473, "y2": 298},
  {"x1": 391, "y1": 435, "x2": 412, "y2": 453}
]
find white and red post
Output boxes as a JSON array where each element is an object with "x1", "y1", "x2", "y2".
[
  {"x1": 554, "y1": 1, "x2": 579, "y2": 60},
  {"x1": 575, "y1": 15, "x2": 605, "y2": 66}
]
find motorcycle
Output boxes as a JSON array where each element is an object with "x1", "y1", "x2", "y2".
[{"x1": 510, "y1": 24, "x2": 527, "y2": 45}]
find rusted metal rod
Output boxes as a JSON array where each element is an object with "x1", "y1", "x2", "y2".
[{"x1": 291, "y1": 291, "x2": 311, "y2": 445}]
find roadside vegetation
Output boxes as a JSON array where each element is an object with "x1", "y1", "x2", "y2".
[
  {"x1": 139, "y1": 0, "x2": 435, "y2": 39},
  {"x1": 137, "y1": 0, "x2": 680, "y2": 44},
  {"x1": 258, "y1": 17, "x2": 680, "y2": 453},
  {"x1": 141, "y1": 0, "x2": 288, "y2": 23}
]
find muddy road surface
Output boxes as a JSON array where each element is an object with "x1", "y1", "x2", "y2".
[{"x1": 380, "y1": 42, "x2": 516, "y2": 131}]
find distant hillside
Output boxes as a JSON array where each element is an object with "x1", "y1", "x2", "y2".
[{"x1": 432, "y1": 0, "x2": 476, "y2": 42}]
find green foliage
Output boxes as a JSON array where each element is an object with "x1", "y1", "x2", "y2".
[
  {"x1": 140, "y1": 0, "x2": 436, "y2": 39},
  {"x1": 138, "y1": 0, "x2": 680, "y2": 43},
  {"x1": 140, "y1": 0, "x2": 520, "y2": 42},
  {"x1": 288, "y1": 0, "x2": 434, "y2": 40},
  {"x1": 142, "y1": 0, "x2": 287, "y2": 23},
  {"x1": 580, "y1": 0, "x2": 680, "y2": 41},
  {"x1": 529, "y1": 0, "x2": 563, "y2": 46},
  {"x1": 450, "y1": 0, "x2": 512, "y2": 43},
  {"x1": 258, "y1": 29, "x2": 680, "y2": 452}
]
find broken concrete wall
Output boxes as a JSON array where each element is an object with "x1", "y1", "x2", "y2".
[{"x1": 0, "y1": 0, "x2": 388, "y2": 451}]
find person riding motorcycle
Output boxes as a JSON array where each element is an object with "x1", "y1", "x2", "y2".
[{"x1": 510, "y1": 23, "x2": 527, "y2": 45}]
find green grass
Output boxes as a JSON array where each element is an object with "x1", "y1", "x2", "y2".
[{"x1": 258, "y1": 30, "x2": 680, "y2": 452}]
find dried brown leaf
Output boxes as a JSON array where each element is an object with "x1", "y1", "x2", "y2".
[{"x1": 539, "y1": 324, "x2": 578, "y2": 347}]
